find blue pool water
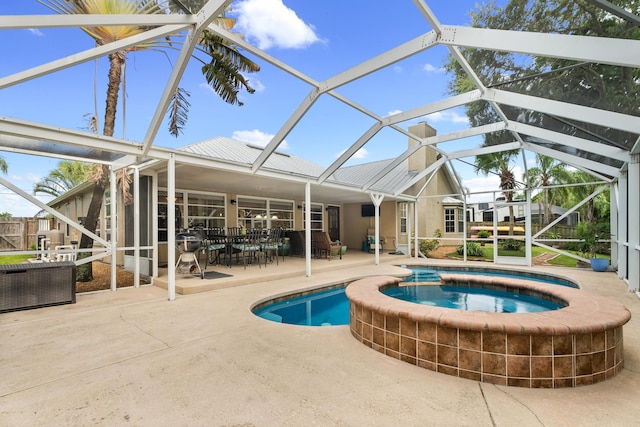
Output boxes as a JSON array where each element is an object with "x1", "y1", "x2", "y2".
[
  {"x1": 254, "y1": 286, "x2": 350, "y2": 326},
  {"x1": 382, "y1": 285, "x2": 562, "y2": 313},
  {"x1": 253, "y1": 267, "x2": 573, "y2": 326}
]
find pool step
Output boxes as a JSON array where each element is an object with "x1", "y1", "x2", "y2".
[{"x1": 411, "y1": 269, "x2": 441, "y2": 282}]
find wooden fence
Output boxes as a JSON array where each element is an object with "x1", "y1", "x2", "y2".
[{"x1": 0, "y1": 218, "x2": 54, "y2": 251}]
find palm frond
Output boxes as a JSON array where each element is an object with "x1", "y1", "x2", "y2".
[
  {"x1": 168, "y1": 87, "x2": 191, "y2": 137},
  {"x1": 117, "y1": 168, "x2": 133, "y2": 205}
]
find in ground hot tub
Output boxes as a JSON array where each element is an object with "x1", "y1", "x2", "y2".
[{"x1": 346, "y1": 274, "x2": 631, "y2": 388}]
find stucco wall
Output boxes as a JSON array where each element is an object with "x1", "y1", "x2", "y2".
[{"x1": 341, "y1": 201, "x2": 396, "y2": 253}]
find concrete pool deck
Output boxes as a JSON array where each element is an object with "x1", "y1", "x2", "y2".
[{"x1": 1, "y1": 255, "x2": 639, "y2": 426}]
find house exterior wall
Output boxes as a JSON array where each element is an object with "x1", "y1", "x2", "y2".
[
  {"x1": 398, "y1": 122, "x2": 464, "y2": 250},
  {"x1": 341, "y1": 201, "x2": 396, "y2": 253},
  {"x1": 50, "y1": 186, "x2": 125, "y2": 266}
]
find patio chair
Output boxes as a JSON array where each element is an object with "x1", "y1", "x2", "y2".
[
  {"x1": 313, "y1": 231, "x2": 342, "y2": 260},
  {"x1": 366, "y1": 228, "x2": 384, "y2": 253},
  {"x1": 232, "y1": 228, "x2": 262, "y2": 269},
  {"x1": 289, "y1": 230, "x2": 305, "y2": 257},
  {"x1": 261, "y1": 228, "x2": 282, "y2": 266},
  {"x1": 205, "y1": 228, "x2": 227, "y2": 267}
]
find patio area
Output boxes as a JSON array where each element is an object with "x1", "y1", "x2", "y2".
[{"x1": 1, "y1": 256, "x2": 639, "y2": 426}]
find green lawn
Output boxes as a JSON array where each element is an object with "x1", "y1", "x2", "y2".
[
  {"x1": 0, "y1": 254, "x2": 33, "y2": 265},
  {"x1": 444, "y1": 244, "x2": 609, "y2": 269}
]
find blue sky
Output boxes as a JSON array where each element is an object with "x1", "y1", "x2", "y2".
[{"x1": 0, "y1": 0, "x2": 514, "y2": 216}]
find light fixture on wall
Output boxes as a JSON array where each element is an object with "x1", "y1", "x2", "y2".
[
  {"x1": 297, "y1": 205, "x2": 303, "y2": 210},
  {"x1": 230, "y1": 199, "x2": 237, "y2": 205}
]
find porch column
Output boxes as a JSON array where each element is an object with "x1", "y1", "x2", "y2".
[
  {"x1": 110, "y1": 167, "x2": 117, "y2": 292},
  {"x1": 150, "y1": 170, "x2": 159, "y2": 280},
  {"x1": 133, "y1": 166, "x2": 140, "y2": 288},
  {"x1": 305, "y1": 180, "x2": 311, "y2": 277},
  {"x1": 369, "y1": 192, "x2": 384, "y2": 265},
  {"x1": 167, "y1": 154, "x2": 176, "y2": 301}
]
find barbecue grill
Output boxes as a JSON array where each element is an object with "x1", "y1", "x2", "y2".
[{"x1": 175, "y1": 232, "x2": 204, "y2": 278}]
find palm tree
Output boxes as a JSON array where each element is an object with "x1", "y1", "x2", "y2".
[
  {"x1": 0, "y1": 155, "x2": 7, "y2": 174},
  {"x1": 39, "y1": 0, "x2": 259, "y2": 280},
  {"x1": 474, "y1": 150, "x2": 519, "y2": 231},
  {"x1": 525, "y1": 154, "x2": 570, "y2": 225},
  {"x1": 33, "y1": 160, "x2": 89, "y2": 198},
  {"x1": 566, "y1": 170, "x2": 609, "y2": 224}
]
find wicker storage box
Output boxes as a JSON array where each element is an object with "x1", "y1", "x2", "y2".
[{"x1": 0, "y1": 261, "x2": 76, "y2": 313}]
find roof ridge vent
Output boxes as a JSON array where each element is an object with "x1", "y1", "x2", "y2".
[{"x1": 246, "y1": 143, "x2": 290, "y2": 157}]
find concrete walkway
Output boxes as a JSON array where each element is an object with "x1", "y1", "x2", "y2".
[{"x1": 1, "y1": 257, "x2": 639, "y2": 426}]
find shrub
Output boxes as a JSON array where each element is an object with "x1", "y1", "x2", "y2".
[
  {"x1": 457, "y1": 241, "x2": 484, "y2": 257},
  {"x1": 501, "y1": 238, "x2": 522, "y2": 251},
  {"x1": 476, "y1": 230, "x2": 490, "y2": 239},
  {"x1": 419, "y1": 229, "x2": 441, "y2": 257}
]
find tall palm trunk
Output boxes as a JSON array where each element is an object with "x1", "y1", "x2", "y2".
[{"x1": 77, "y1": 53, "x2": 124, "y2": 281}]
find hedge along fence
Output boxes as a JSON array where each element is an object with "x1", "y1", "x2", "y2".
[{"x1": 467, "y1": 222, "x2": 579, "y2": 240}]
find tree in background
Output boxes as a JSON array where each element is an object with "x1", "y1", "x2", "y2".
[
  {"x1": 33, "y1": 160, "x2": 89, "y2": 198},
  {"x1": 40, "y1": 0, "x2": 260, "y2": 280},
  {"x1": 0, "y1": 155, "x2": 7, "y2": 174},
  {"x1": 474, "y1": 151, "x2": 519, "y2": 231},
  {"x1": 525, "y1": 154, "x2": 570, "y2": 224},
  {"x1": 564, "y1": 170, "x2": 610, "y2": 224},
  {"x1": 447, "y1": 0, "x2": 636, "y2": 236}
]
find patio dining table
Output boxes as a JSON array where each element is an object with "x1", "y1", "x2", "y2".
[{"x1": 204, "y1": 232, "x2": 264, "y2": 269}]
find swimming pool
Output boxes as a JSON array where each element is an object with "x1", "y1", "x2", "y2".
[
  {"x1": 347, "y1": 274, "x2": 630, "y2": 388},
  {"x1": 253, "y1": 265, "x2": 573, "y2": 326}
]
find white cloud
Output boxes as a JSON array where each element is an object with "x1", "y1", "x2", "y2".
[
  {"x1": 463, "y1": 165, "x2": 524, "y2": 202},
  {"x1": 232, "y1": 129, "x2": 289, "y2": 149},
  {"x1": 425, "y1": 110, "x2": 469, "y2": 124},
  {"x1": 27, "y1": 28, "x2": 44, "y2": 37},
  {"x1": 234, "y1": 0, "x2": 322, "y2": 50},
  {"x1": 423, "y1": 63, "x2": 444, "y2": 73},
  {"x1": 386, "y1": 109, "x2": 403, "y2": 117},
  {"x1": 337, "y1": 147, "x2": 368, "y2": 159},
  {"x1": 249, "y1": 78, "x2": 265, "y2": 93}
]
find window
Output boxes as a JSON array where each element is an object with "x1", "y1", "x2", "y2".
[
  {"x1": 269, "y1": 200, "x2": 294, "y2": 230},
  {"x1": 301, "y1": 203, "x2": 324, "y2": 231},
  {"x1": 237, "y1": 197, "x2": 294, "y2": 229},
  {"x1": 64, "y1": 204, "x2": 70, "y2": 237},
  {"x1": 238, "y1": 197, "x2": 267, "y2": 229},
  {"x1": 187, "y1": 192, "x2": 226, "y2": 233},
  {"x1": 104, "y1": 189, "x2": 112, "y2": 241},
  {"x1": 158, "y1": 190, "x2": 184, "y2": 242},
  {"x1": 444, "y1": 208, "x2": 455, "y2": 233},
  {"x1": 158, "y1": 190, "x2": 226, "y2": 241},
  {"x1": 400, "y1": 202, "x2": 408, "y2": 234},
  {"x1": 444, "y1": 206, "x2": 464, "y2": 233}
]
